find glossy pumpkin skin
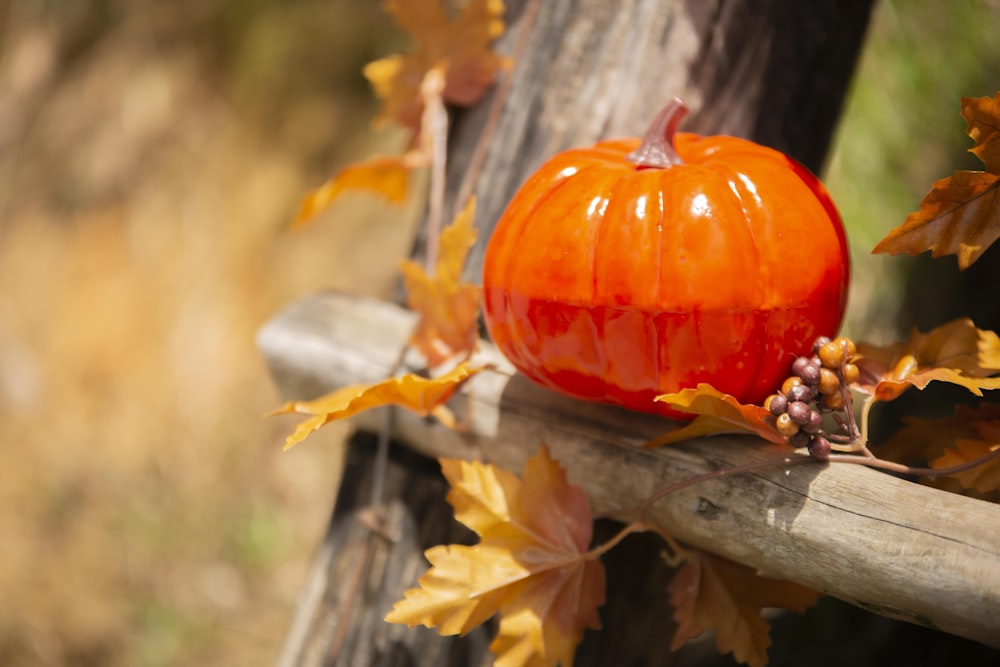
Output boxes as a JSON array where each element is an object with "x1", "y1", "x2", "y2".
[{"x1": 482, "y1": 129, "x2": 850, "y2": 417}]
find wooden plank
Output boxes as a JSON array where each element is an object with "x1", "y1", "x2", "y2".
[{"x1": 259, "y1": 291, "x2": 1000, "y2": 648}]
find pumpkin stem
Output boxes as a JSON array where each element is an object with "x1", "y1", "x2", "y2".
[{"x1": 627, "y1": 97, "x2": 688, "y2": 168}]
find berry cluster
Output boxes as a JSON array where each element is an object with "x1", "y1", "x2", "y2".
[{"x1": 764, "y1": 336, "x2": 859, "y2": 460}]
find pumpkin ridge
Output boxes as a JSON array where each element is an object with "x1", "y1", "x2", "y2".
[{"x1": 503, "y1": 160, "x2": 613, "y2": 373}]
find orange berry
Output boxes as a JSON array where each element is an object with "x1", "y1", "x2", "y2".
[
  {"x1": 781, "y1": 376, "x2": 803, "y2": 395},
  {"x1": 823, "y1": 389, "x2": 846, "y2": 410},
  {"x1": 776, "y1": 412, "x2": 800, "y2": 437},
  {"x1": 833, "y1": 337, "x2": 857, "y2": 360},
  {"x1": 818, "y1": 368, "x2": 840, "y2": 395},
  {"x1": 842, "y1": 362, "x2": 860, "y2": 385}
]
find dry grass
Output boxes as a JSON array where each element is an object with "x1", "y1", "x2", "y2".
[{"x1": 0, "y1": 3, "x2": 419, "y2": 665}]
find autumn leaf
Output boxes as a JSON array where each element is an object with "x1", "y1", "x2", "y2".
[
  {"x1": 292, "y1": 68, "x2": 446, "y2": 229},
  {"x1": 932, "y1": 435, "x2": 1000, "y2": 495},
  {"x1": 386, "y1": 446, "x2": 605, "y2": 667},
  {"x1": 400, "y1": 197, "x2": 481, "y2": 367},
  {"x1": 291, "y1": 153, "x2": 421, "y2": 229},
  {"x1": 669, "y1": 549, "x2": 819, "y2": 667},
  {"x1": 271, "y1": 362, "x2": 483, "y2": 450},
  {"x1": 877, "y1": 404, "x2": 1000, "y2": 496},
  {"x1": 650, "y1": 384, "x2": 786, "y2": 447},
  {"x1": 872, "y1": 92, "x2": 1000, "y2": 269},
  {"x1": 364, "y1": 0, "x2": 508, "y2": 131},
  {"x1": 854, "y1": 318, "x2": 1000, "y2": 402}
]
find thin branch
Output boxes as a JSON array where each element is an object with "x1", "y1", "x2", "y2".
[{"x1": 828, "y1": 445, "x2": 1000, "y2": 479}]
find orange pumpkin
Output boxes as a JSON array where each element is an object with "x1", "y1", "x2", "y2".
[{"x1": 482, "y1": 99, "x2": 850, "y2": 417}]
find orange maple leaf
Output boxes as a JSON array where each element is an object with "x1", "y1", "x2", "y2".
[
  {"x1": 872, "y1": 92, "x2": 1000, "y2": 269},
  {"x1": 386, "y1": 446, "x2": 605, "y2": 667},
  {"x1": 650, "y1": 384, "x2": 786, "y2": 447},
  {"x1": 364, "y1": 0, "x2": 508, "y2": 131},
  {"x1": 854, "y1": 318, "x2": 1000, "y2": 402},
  {"x1": 669, "y1": 548, "x2": 819, "y2": 667},
  {"x1": 271, "y1": 362, "x2": 483, "y2": 450},
  {"x1": 400, "y1": 197, "x2": 481, "y2": 367}
]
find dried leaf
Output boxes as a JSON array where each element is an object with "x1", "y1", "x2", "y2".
[
  {"x1": 651, "y1": 384, "x2": 786, "y2": 447},
  {"x1": 400, "y1": 197, "x2": 481, "y2": 367},
  {"x1": 386, "y1": 446, "x2": 605, "y2": 667},
  {"x1": 292, "y1": 69, "x2": 445, "y2": 229},
  {"x1": 291, "y1": 153, "x2": 425, "y2": 229},
  {"x1": 854, "y1": 318, "x2": 1000, "y2": 401},
  {"x1": 364, "y1": 0, "x2": 508, "y2": 130},
  {"x1": 872, "y1": 92, "x2": 1000, "y2": 269},
  {"x1": 878, "y1": 404, "x2": 1000, "y2": 495},
  {"x1": 669, "y1": 549, "x2": 819, "y2": 667},
  {"x1": 272, "y1": 362, "x2": 482, "y2": 450},
  {"x1": 964, "y1": 93, "x2": 1000, "y2": 173},
  {"x1": 932, "y1": 435, "x2": 1000, "y2": 494}
]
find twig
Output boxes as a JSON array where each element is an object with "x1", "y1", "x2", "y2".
[{"x1": 828, "y1": 445, "x2": 1000, "y2": 479}]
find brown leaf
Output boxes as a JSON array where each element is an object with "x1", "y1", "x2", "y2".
[
  {"x1": 872, "y1": 92, "x2": 1000, "y2": 269},
  {"x1": 386, "y1": 446, "x2": 605, "y2": 667},
  {"x1": 878, "y1": 404, "x2": 1000, "y2": 496},
  {"x1": 651, "y1": 384, "x2": 786, "y2": 447},
  {"x1": 364, "y1": 0, "x2": 508, "y2": 131},
  {"x1": 964, "y1": 93, "x2": 1000, "y2": 173},
  {"x1": 669, "y1": 549, "x2": 819, "y2": 667},
  {"x1": 932, "y1": 434, "x2": 1000, "y2": 495},
  {"x1": 400, "y1": 197, "x2": 481, "y2": 367},
  {"x1": 271, "y1": 362, "x2": 483, "y2": 450},
  {"x1": 854, "y1": 318, "x2": 1000, "y2": 401}
]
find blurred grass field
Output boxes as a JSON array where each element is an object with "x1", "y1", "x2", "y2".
[{"x1": 1, "y1": 1, "x2": 999, "y2": 666}]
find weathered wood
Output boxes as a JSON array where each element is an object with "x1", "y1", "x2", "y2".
[
  {"x1": 270, "y1": 2, "x2": 883, "y2": 663},
  {"x1": 276, "y1": 432, "x2": 493, "y2": 667},
  {"x1": 260, "y1": 291, "x2": 1000, "y2": 648},
  {"x1": 440, "y1": 0, "x2": 873, "y2": 278}
]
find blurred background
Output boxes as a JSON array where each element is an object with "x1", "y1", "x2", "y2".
[{"x1": 1, "y1": 1, "x2": 998, "y2": 666}]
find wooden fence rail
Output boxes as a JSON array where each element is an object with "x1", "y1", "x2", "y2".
[{"x1": 259, "y1": 291, "x2": 1000, "y2": 649}]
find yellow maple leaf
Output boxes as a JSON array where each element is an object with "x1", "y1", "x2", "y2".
[
  {"x1": 872, "y1": 92, "x2": 1000, "y2": 269},
  {"x1": 854, "y1": 318, "x2": 1000, "y2": 402},
  {"x1": 400, "y1": 197, "x2": 481, "y2": 367},
  {"x1": 386, "y1": 446, "x2": 605, "y2": 667},
  {"x1": 271, "y1": 362, "x2": 483, "y2": 450},
  {"x1": 650, "y1": 384, "x2": 786, "y2": 447},
  {"x1": 364, "y1": 0, "x2": 507, "y2": 131},
  {"x1": 669, "y1": 549, "x2": 819, "y2": 667}
]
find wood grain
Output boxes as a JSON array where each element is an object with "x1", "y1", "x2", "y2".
[
  {"x1": 259, "y1": 291, "x2": 1000, "y2": 648},
  {"x1": 434, "y1": 0, "x2": 873, "y2": 279}
]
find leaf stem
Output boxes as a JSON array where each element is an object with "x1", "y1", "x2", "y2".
[{"x1": 424, "y1": 75, "x2": 449, "y2": 273}]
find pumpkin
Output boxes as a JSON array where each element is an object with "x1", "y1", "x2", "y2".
[{"x1": 481, "y1": 98, "x2": 850, "y2": 417}]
